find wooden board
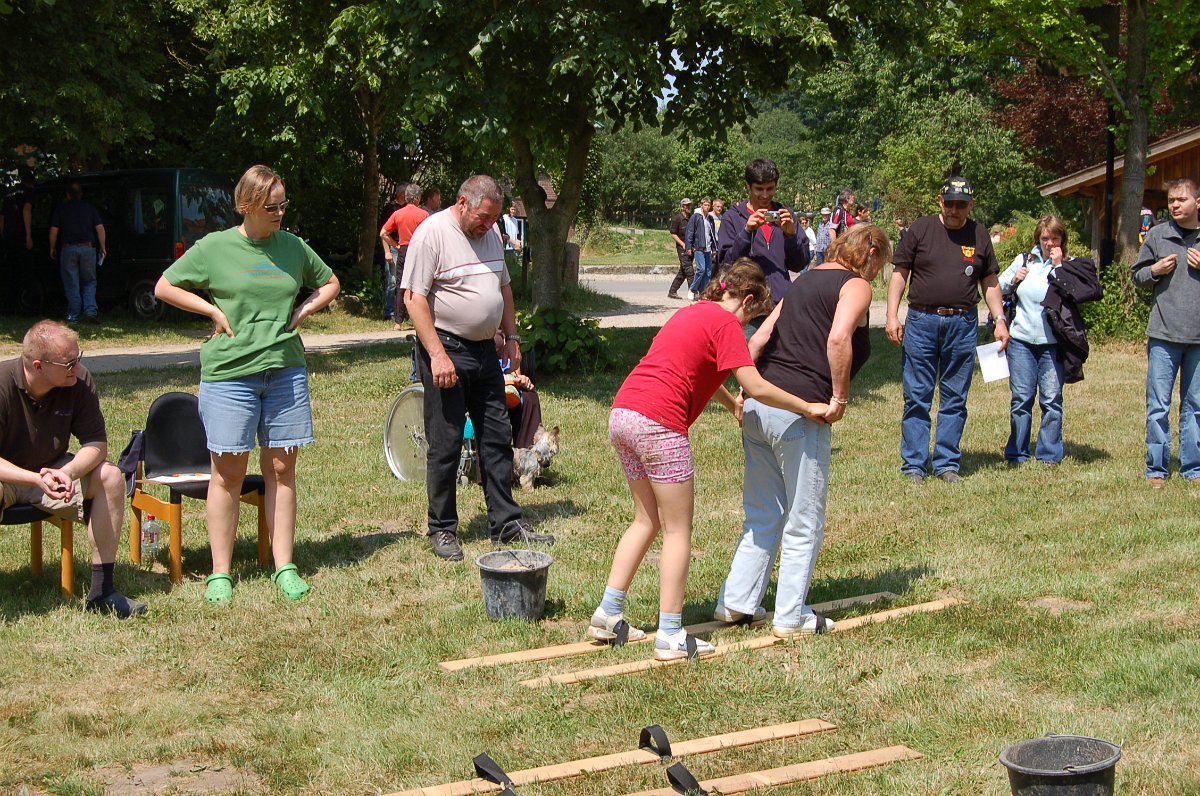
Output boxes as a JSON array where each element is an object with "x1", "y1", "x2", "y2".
[
  {"x1": 383, "y1": 719, "x2": 836, "y2": 796},
  {"x1": 439, "y1": 592, "x2": 898, "y2": 672},
  {"x1": 519, "y1": 598, "x2": 963, "y2": 688},
  {"x1": 620, "y1": 745, "x2": 923, "y2": 795}
]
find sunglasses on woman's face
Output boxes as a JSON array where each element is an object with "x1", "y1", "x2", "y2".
[{"x1": 263, "y1": 200, "x2": 291, "y2": 214}]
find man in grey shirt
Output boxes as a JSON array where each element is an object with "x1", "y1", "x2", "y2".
[
  {"x1": 402, "y1": 174, "x2": 554, "y2": 560},
  {"x1": 1130, "y1": 177, "x2": 1200, "y2": 488}
]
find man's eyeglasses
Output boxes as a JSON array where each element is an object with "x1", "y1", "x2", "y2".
[
  {"x1": 263, "y1": 200, "x2": 291, "y2": 214},
  {"x1": 943, "y1": 200, "x2": 970, "y2": 210},
  {"x1": 44, "y1": 352, "x2": 84, "y2": 369}
]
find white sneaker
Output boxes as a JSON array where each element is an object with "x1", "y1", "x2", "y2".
[
  {"x1": 687, "y1": 290, "x2": 696, "y2": 301},
  {"x1": 712, "y1": 603, "x2": 767, "y2": 624},
  {"x1": 772, "y1": 609, "x2": 834, "y2": 637},
  {"x1": 654, "y1": 629, "x2": 716, "y2": 661},
  {"x1": 587, "y1": 608, "x2": 647, "y2": 643}
]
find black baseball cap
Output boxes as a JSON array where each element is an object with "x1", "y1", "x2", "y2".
[{"x1": 940, "y1": 177, "x2": 974, "y2": 201}]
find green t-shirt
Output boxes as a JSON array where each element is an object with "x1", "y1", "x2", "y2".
[{"x1": 163, "y1": 227, "x2": 334, "y2": 381}]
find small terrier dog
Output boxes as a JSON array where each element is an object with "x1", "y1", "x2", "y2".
[{"x1": 512, "y1": 425, "x2": 560, "y2": 490}]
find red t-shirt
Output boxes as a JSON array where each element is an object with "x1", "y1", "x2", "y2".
[
  {"x1": 381, "y1": 204, "x2": 431, "y2": 246},
  {"x1": 612, "y1": 301, "x2": 753, "y2": 434}
]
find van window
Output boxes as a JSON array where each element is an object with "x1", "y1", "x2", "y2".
[
  {"x1": 180, "y1": 180, "x2": 235, "y2": 248},
  {"x1": 127, "y1": 188, "x2": 170, "y2": 235}
]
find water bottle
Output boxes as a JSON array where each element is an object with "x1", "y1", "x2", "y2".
[{"x1": 140, "y1": 514, "x2": 164, "y2": 564}]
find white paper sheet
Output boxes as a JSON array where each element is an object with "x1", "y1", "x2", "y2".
[
  {"x1": 977, "y1": 341, "x2": 1009, "y2": 382},
  {"x1": 141, "y1": 473, "x2": 211, "y2": 485}
]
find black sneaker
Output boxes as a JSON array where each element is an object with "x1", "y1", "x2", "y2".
[
  {"x1": 82, "y1": 314, "x2": 100, "y2": 325},
  {"x1": 494, "y1": 519, "x2": 556, "y2": 546},
  {"x1": 429, "y1": 530, "x2": 464, "y2": 561},
  {"x1": 85, "y1": 591, "x2": 148, "y2": 619}
]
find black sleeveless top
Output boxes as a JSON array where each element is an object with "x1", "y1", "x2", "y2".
[{"x1": 758, "y1": 268, "x2": 871, "y2": 403}]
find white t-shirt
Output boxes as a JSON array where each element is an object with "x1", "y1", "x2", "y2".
[{"x1": 401, "y1": 208, "x2": 510, "y2": 341}]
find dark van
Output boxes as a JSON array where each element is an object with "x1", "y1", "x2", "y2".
[{"x1": 23, "y1": 168, "x2": 235, "y2": 319}]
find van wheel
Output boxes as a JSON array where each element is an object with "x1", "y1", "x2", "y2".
[{"x1": 129, "y1": 279, "x2": 165, "y2": 320}]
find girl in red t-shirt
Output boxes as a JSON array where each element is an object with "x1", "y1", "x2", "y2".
[{"x1": 590, "y1": 259, "x2": 831, "y2": 660}]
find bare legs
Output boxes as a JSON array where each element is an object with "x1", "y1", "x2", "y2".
[
  {"x1": 206, "y1": 446, "x2": 298, "y2": 574},
  {"x1": 603, "y1": 476, "x2": 695, "y2": 615}
]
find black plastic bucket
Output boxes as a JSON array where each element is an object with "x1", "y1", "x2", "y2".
[
  {"x1": 999, "y1": 734, "x2": 1122, "y2": 796},
  {"x1": 475, "y1": 549, "x2": 553, "y2": 621}
]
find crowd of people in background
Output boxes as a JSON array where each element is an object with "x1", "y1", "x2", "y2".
[{"x1": 2, "y1": 159, "x2": 1196, "y2": 645}]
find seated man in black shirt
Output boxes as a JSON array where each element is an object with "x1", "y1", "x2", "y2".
[{"x1": 0, "y1": 321, "x2": 145, "y2": 617}]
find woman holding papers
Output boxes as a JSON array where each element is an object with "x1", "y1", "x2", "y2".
[
  {"x1": 998, "y1": 216, "x2": 1068, "y2": 465},
  {"x1": 154, "y1": 165, "x2": 340, "y2": 604},
  {"x1": 715, "y1": 223, "x2": 891, "y2": 636}
]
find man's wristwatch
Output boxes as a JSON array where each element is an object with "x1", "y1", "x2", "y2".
[{"x1": 505, "y1": 334, "x2": 523, "y2": 344}]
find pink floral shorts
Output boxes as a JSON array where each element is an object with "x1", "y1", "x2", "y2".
[{"x1": 609, "y1": 408, "x2": 694, "y2": 484}]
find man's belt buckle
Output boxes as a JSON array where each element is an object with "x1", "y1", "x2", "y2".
[{"x1": 935, "y1": 307, "x2": 959, "y2": 316}]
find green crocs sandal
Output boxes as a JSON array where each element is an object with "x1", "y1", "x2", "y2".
[
  {"x1": 271, "y1": 563, "x2": 310, "y2": 601},
  {"x1": 204, "y1": 573, "x2": 234, "y2": 605}
]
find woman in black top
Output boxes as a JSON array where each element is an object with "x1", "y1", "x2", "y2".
[{"x1": 713, "y1": 223, "x2": 891, "y2": 636}]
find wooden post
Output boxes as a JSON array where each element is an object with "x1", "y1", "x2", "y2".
[
  {"x1": 383, "y1": 720, "x2": 836, "y2": 796},
  {"x1": 520, "y1": 599, "x2": 964, "y2": 688},
  {"x1": 619, "y1": 745, "x2": 923, "y2": 796},
  {"x1": 440, "y1": 592, "x2": 898, "y2": 672}
]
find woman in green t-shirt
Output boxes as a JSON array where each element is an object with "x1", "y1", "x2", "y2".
[{"x1": 155, "y1": 165, "x2": 340, "y2": 604}]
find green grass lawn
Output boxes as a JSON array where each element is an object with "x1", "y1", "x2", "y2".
[
  {"x1": 581, "y1": 227, "x2": 676, "y2": 267},
  {"x1": 1, "y1": 331, "x2": 1196, "y2": 795}
]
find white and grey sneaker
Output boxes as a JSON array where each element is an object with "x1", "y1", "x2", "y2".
[
  {"x1": 654, "y1": 629, "x2": 716, "y2": 661},
  {"x1": 712, "y1": 603, "x2": 767, "y2": 624},
  {"x1": 772, "y1": 608, "x2": 834, "y2": 637},
  {"x1": 587, "y1": 607, "x2": 647, "y2": 644}
]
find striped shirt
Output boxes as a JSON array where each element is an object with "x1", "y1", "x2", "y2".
[{"x1": 401, "y1": 208, "x2": 510, "y2": 341}]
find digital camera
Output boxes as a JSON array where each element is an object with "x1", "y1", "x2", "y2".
[{"x1": 762, "y1": 210, "x2": 781, "y2": 224}]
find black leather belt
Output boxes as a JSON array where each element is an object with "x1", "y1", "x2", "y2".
[{"x1": 908, "y1": 303, "x2": 973, "y2": 316}]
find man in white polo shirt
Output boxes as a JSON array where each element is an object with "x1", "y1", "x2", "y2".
[{"x1": 402, "y1": 174, "x2": 555, "y2": 560}]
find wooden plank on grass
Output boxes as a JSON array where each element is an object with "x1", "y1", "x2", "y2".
[
  {"x1": 619, "y1": 745, "x2": 923, "y2": 795},
  {"x1": 384, "y1": 719, "x2": 836, "y2": 796},
  {"x1": 519, "y1": 598, "x2": 963, "y2": 688},
  {"x1": 439, "y1": 591, "x2": 898, "y2": 672}
]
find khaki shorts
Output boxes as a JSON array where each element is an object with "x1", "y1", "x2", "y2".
[{"x1": 0, "y1": 455, "x2": 89, "y2": 523}]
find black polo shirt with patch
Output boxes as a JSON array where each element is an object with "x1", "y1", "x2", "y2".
[{"x1": 893, "y1": 214, "x2": 998, "y2": 309}]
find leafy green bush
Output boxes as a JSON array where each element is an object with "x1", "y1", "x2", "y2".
[
  {"x1": 1081, "y1": 264, "x2": 1151, "y2": 341},
  {"x1": 518, "y1": 307, "x2": 612, "y2": 376},
  {"x1": 578, "y1": 221, "x2": 627, "y2": 257}
]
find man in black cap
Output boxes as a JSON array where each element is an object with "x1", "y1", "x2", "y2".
[
  {"x1": 884, "y1": 177, "x2": 1008, "y2": 484},
  {"x1": 667, "y1": 198, "x2": 696, "y2": 300}
]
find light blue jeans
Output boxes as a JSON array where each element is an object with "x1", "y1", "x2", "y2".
[
  {"x1": 900, "y1": 309, "x2": 978, "y2": 475},
  {"x1": 689, "y1": 250, "x2": 712, "y2": 296},
  {"x1": 717, "y1": 399, "x2": 832, "y2": 630},
  {"x1": 1005, "y1": 338, "x2": 1064, "y2": 464},
  {"x1": 1145, "y1": 338, "x2": 1200, "y2": 480},
  {"x1": 60, "y1": 244, "x2": 98, "y2": 320}
]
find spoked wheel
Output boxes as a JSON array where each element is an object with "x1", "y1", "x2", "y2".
[{"x1": 384, "y1": 385, "x2": 428, "y2": 481}]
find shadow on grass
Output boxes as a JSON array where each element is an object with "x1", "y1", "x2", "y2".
[{"x1": 686, "y1": 563, "x2": 932, "y2": 624}]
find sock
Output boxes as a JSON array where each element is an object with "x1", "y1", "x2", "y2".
[
  {"x1": 599, "y1": 586, "x2": 626, "y2": 616},
  {"x1": 88, "y1": 563, "x2": 114, "y2": 601},
  {"x1": 658, "y1": 611, "x2": 683, "y2": 635}
]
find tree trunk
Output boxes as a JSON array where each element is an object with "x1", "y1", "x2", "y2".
[
  {"x1": 1115, "y1": 0, "x2": 1148, "y2": 268},
  {"x1": 356, "y1": 89, "x2": 383, "y2": 279},
  {"x1": 511, "y1": 104, "x2": 595, "y2": 310}
]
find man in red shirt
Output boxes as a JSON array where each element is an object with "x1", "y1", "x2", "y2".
[{"x1": 380, "y1": 183, "x2": 430, "y2": 329}]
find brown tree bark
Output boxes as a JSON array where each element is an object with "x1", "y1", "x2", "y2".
[
  {"x1": 1115, "y1": 0, "x2": 1148, "y2": 268},
  {"x1": 511, "y1": 102, "x2": 595, "y2": 309},
  {"x1": 356, "y1": 88, "x2": 383, "y2": 279}
]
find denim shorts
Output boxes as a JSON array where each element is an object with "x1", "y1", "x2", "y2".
[{"x1": 198, "y1": 366, "x2": 314, "y2": 454}]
